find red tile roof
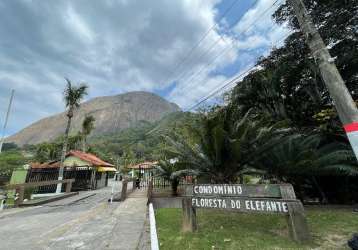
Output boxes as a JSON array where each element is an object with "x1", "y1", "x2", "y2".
[
  {"x1": 30, "y1": 151, "x2": 114, "y2": 169},
  {"x1": 30, "y1": 161, "x2": 60, "y2": 169},
  {"x1": 67, "y1": 150, "x2": 115, "y2": 167}
]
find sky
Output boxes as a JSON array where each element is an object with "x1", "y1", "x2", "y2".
[{"x1": 0, "y1": 0, "x2": 290, "y2": 136}]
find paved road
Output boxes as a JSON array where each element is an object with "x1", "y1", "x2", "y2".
[{"x1": 0, "y1": 181, "x2": 149, "y2": 250}]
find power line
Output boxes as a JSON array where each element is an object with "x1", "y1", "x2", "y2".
[
  {"x1": 172, "y1": 0, "x2": 260, "y2": 89},
  {"x1": 186, "y1": 31, "x2": 291, "y2": 112},
  {"x1": 160, "y1": 0, "x2": 241, "y2": 85},
  {"x1": 175, "y1": 0, "x2": 281, "y2": 96},
  {"x1": 185, "y1": 31, "x2": 292, "y2": 112},
  {"x1": 185, "y1": 65, "x2": 255, "y2": 111}
]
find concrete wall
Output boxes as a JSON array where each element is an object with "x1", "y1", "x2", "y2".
[{"x1": 96, "y1": 172, "x2": 107, "y2": 189}]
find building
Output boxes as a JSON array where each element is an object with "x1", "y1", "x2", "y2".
[
  {"x1": 127, "y1": 161, "x2": 158, "y2": 176},
  {"x1": 28, "y1": 150, "x2": 116, "y2": 192},
  {"x1": 127, "y1": 161, "x2": 158, "y2": 187}
]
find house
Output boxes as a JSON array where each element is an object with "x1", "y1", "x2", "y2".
[{"x1": 28, "y1": 150, "x2": 116, "y2": 192}]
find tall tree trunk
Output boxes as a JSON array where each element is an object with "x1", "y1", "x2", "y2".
[{"x1": 56, "y1": 110, "x2": 73, "y2": 193}]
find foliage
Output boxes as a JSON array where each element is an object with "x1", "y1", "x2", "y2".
[
  {"x1": 81, "y1": 115, "x2": 95, "y2": 152},
  {"x1": 213, "y1": 0, "x2": 358, "y2": 203},
  {"x1": 34, "y1": 134, "x2": 82, "y2": 163},
  {"x1": 30, "y1": 112, "x2": 196, "y2": 166},
  {"x1": 81, "y1": 115, "x2": 95, "y2": 137},
  {"x1": 254, "y1": 133, "x2": 358, "y2": 179},
  {"x1": 89, "y1": 112, "x2": 201, "y2": 168},
  {"x1": 0, "y1": 150, "x2": 28, "y2": 177},
  {"x1": 161, "y1": 110, "x2": 288, "y2": 183},
  {"x1": 1, "y1": 142, "x2": 18, "y2": 152},
  {"x1": 155, "y1": 160, "x2": 198, "y2": 195},
  {"x1": 63, "y1": 79, "x2": 88, "y2": 115},
  {"x1": 229, "y1": 0, "x2": 357, "y2": 133},
  {"x1": 313, "y1": 100, "x2": 358, "y2": 134},
  {"x1": 252, "y1": 133, "x2": 357, "y2": 202}
]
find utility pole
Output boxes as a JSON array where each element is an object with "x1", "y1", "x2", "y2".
[
  {"x1": 288, "y1": 0, "x2": 358, "y2": 160},
  {"x1": 0, "y1": 89, "x2": 15, "y2": 153}
]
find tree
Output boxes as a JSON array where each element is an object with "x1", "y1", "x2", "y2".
[
  {"x1": 81, "y1": 115, "x2": 95, "y2": 152},
  {"x1": 35, "y1": 134, "x2": 82, "y2": 163},
  {"x1": 229, "y1": 0, "x2": 357, "y2": 132},
  {"x1": 253, "y1": 133, "x2": 358, "y2": 202},
  {"x1": 0, "y1": 150, "x2": 27, "y2": 178},
  {"x1": 155, "y1": 159, "x2": 197, "y2": 196},
  {"x1": 56, "y1": 79, "x2": 88, "y2": 193},
  {"x1": 35, "y1": 142, "x2": 59, "y2": 163},
  {"x1": 162, "y1": 110, "x2": 287, "y2": 183},
  {"x1": 273, "y1": 0, "x2": 358, "y2": 100},
  {"x1": 1, "y1": 143, "x2": 18, "y2": 152}
]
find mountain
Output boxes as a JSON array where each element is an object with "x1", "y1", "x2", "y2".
[
  {"x1": 89, "y1": 111, "x2": 200, "y2": 163},
  {"x1": 7, "y1": 91, "x2": 180, "y2": 146}
]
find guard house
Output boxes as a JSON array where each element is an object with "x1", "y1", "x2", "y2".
[
  {"x1": 127, "y1": 161, "x2": 158, "y2": 178},
  {"x1": 28, "y1": 150, "x2": 116, "y2": 191},
  {"x1": 127, "y1": 161, "x2": 158, "y2": 188}
]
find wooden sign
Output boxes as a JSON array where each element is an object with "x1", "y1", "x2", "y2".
[{"x1": 182, "y1": 184, "x2": 310, "y2": 243}]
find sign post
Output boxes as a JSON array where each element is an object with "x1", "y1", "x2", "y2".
[
  {"x1": 182, "y1": 197, "x2": 197, "y2": 232},
  {"x1": 182, "y1": 184, "x2": 310, "y2": 243}
]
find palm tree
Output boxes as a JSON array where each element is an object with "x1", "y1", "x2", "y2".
[
  {"x1": 56, "y1": 79, "x2": 88, "y2": 193},
  {"x1": 162, "y1": 110, "x2": 287, "y2": 183},
  {"x1": 155, "y1": 159, "x2": 198, "y2": 196},
  {"x1": 81, "y1": 115, "x2": 95, "y2": 152},
  {"x1": 253, "y1": 133, "x2": 358, "y2": 203}
]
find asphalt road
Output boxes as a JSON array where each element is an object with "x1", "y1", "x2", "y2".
[{"x1": 0, "y1": 180, "x2": 148, "y2": 250}]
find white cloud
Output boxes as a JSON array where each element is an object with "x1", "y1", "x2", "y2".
[
  {"x1": 0, "y1": 0, "x2": 290, "y2": 134},
  {"x1": 169, "y1": 0, "x2": 290, "y2": 109},
  {"x1": 64, "y1": 4, "x2": 95, "y2": 43},
  {"x1": 233, "y1": 0, "x2": 290, "y2": 49},
  {"x1": 235, "y1": 0, "x2": 280, "y2": 35}
]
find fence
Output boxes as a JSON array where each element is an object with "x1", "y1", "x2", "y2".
[
  {"x1": 3, "y1": 179, "x2": 75, "y2": 206},
  {"x1": 138, "y1": 176, "x2": 192, "y2": 188},
  {"x1": 27, "y1": 168, "x2": 93, "y2": 193}
]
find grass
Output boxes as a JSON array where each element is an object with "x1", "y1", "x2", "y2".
[{"x1": 155, "y1": 208, "x2": 358, "y2": 250}]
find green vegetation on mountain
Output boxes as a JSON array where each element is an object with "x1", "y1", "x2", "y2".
[{"x1": 89, "y1": 111, "x2": 201, "y2": 167}]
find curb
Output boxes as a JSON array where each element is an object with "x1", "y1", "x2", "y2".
[
  {"x1": 19, "y1": 192, "x2": 79, "y2": 207},
  {"x1": 149, "y1": 203, "x2": 160, "y2": 250}
]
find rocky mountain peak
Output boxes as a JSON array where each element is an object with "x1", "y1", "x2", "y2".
[{"x1": 6, "y1": 91, "x2": 180, "y2": 146}]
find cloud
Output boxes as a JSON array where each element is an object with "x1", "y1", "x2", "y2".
[
  {"x1": 0, "y1": 0, "x2": 289, "y2": 135},
  {"x1": 169, "y1": 0, "x2": 290, "y2": 108},
  {"x1": 233, "y1": 0, "x2": 290, "y2": 48},
  {"x1": 64, "y1": 4, "x2": 96, "y2": 43}
]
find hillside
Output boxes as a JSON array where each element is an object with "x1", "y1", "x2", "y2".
[
  {"x1": 89, "y1": 111, "x2": 201, "y2": 163},
  {"x1": 6, "y1": 91, "x2": 180, "y2": 146}
]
